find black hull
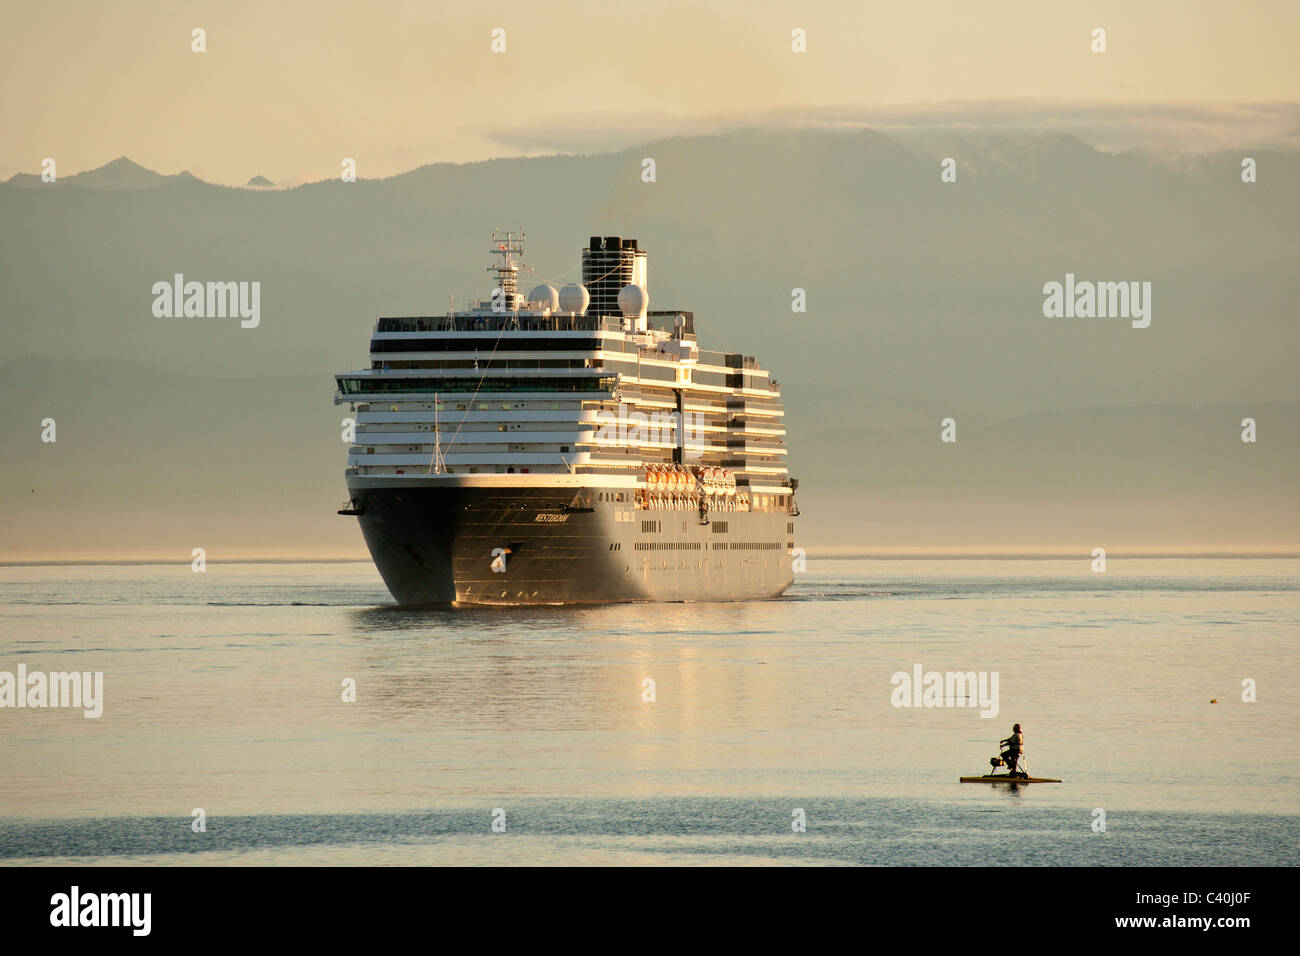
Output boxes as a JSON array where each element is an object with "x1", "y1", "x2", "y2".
[{"x1": 347, "y1": 484, "x2": 795, "y2": 606}]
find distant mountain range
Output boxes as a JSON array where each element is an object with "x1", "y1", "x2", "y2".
[
  {"x1": 5, "y1": 156, "x2": 205, "y2": 190},
  {"x1": 5, "y1": 157, "x2": 284, "y2": 190},
  {"x1": 1, "y1": 129, "x2": 1296, "y2": 556}
]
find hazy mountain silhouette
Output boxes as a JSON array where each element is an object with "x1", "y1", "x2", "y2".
[
  {"x1": 5, "y1": 156, "x2": 208, "y2": 190},
  {"x1": 1, "y1": 129, "x2": 1296, "y2": 556},
  {"x1": 245, "y1": 175, "x2": 275, "y2": 188}
]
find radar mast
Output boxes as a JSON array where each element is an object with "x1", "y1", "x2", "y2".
[{"x1": 487, "y1": 229, "x2": 526, "y2": 312}]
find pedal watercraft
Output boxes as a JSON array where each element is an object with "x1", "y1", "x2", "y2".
[{"x1": 962, "y1": 730, "x2": 1060, "y2": 783}]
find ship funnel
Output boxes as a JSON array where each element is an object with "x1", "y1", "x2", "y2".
[{"x1": 582, "y1": 235, "x2": 647, "y2": 318}]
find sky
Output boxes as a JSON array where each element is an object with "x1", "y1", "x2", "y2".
[{"x1": 3, "y1": 0, "x2": 1300, "y2": 184}]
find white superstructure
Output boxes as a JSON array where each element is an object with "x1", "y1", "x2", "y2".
[{"x1": 335, "y1": 232, "x2": 795, "y2": 514}]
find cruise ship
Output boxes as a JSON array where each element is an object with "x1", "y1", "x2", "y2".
[{"x1": 334, "y1": 232, "x2": 799, "y2": 605}]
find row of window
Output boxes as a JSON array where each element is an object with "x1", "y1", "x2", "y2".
[
  {"x1": 628, "y1": 534, "x2": 785, "y2": 552},
  {"x1": 364, "y1": 400, "x2": 573, "y2": 411},
  {"x1": 371, "y1": 336, "x2": 604, "y2": 353},
  {"x1": 374, "y1": 316, "x2": 621, "y2": 334},
  {"x1": 368, "y1": 337, "x2": 770, "y2": 379},
  {"x1": 338, "y1": 375, "x2": 618, "y2": 395},
  {"x1": 374, "y1": 360, "x2": 596, "y2": 371}
]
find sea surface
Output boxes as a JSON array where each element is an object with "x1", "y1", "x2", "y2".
[{"x1": 0, "y1": 558, "x2": 1296, "y2": 866}]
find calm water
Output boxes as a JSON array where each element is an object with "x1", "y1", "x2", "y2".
[{"x1": 0, "y1": 558, "x2": 1296, "y2": 865}]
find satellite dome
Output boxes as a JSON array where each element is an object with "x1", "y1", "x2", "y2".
[
  {"x1": 617, "y1": 284, "x2": 649, "y2": 318},
  {"x1": 528, "y1": 284, "x2": 559, "y2": 311},
  {"x1": 558, "y1": 283, "x2": 590, "y2": 315}
]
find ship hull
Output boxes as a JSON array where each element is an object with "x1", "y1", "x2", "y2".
[{"x1": 347, "y1": 482, "x2": 795, "y2": 605}]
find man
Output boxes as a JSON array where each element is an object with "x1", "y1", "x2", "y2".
[{"x1": 999, "y1": 724, "x2": 1024, "y2": 777}]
